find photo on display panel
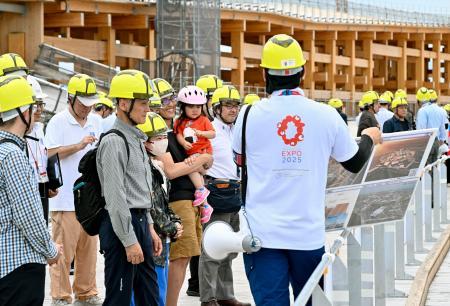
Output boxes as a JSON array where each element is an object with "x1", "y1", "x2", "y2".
[
  {"x1": 325, "y1": 187, "x2": 361, "y2": 231},
  {"x1": 364, "y1": 134, "x2": 432, "y2": 182},
  {"x1": 346, "y1": 178, "x2": 418, "y2": 228}
]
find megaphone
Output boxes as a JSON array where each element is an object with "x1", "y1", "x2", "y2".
[{"x1": 202, "y1": 210, "x2": 262, "y2": 260}]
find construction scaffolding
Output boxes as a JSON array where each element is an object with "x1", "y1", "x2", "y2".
[{"x1": 156, "y1": 0, "x2": 220, "y2": 90}]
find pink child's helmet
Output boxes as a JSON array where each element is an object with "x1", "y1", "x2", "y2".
[{"x1": 177, "y1": 85, "x2": 207, "y2": 105}]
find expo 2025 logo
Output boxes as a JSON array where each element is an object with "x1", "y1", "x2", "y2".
[{"x1": 277, "y1": 115, "x2": 305, "y2": 146}]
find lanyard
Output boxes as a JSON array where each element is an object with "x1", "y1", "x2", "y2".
[{"x1": 278, "y1": 89, "x2": 304, "y2": 96}]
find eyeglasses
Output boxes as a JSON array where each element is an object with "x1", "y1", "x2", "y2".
[
  {"x1": 161, "y1": 95, "x2": 177, "y2": 107},
  {"x1": 222, "y1": 104, "x2": 240, "y2": 110}
]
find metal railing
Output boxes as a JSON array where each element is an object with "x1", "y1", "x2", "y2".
[
  {"x1": 221, "y1": 0, "x2": 450, "y2": 27},
  {"x1": 294, "y1": 154, "x2": 450, "y2": 306},
  {"x1": 35, "y1": 44, "x2": 118, "y2": 89}
]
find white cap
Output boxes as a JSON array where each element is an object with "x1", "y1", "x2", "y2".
[
  {"x1": 27, "y1": 75, "x2": 48, "y2": 100},
  {"x1": 76, "y1": 94, "x2": 99, "y2": 107}
]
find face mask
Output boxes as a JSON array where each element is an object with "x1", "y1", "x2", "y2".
[{"x1": 150, "y1": 138, "x2": 168, "y2": 156}]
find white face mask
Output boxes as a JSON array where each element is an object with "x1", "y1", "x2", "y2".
[{"x1": 150, "y1": 138, "x2": 168, "y2": 156}]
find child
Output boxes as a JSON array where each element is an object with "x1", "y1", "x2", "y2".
[{"x1": 174, "y1": 85, "x2": 216, "y2": 224}]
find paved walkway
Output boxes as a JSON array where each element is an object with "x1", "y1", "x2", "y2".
[{"x1": 426, "y1": 245, "x2": 450, "y2": 305}]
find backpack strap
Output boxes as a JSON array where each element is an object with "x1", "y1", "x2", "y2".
[
  {"x1": 100, "y1": 129, "x2": 130, "y2": 161},
  {"x1": 0, "y1": 138, "x2": 22, "y2": 149},
  {"x1": 241, "y1": 105, "x2": 252, "y2": 207}
]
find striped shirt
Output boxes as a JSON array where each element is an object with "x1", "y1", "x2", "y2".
[
  {"x1": 0, "y1": 130, "x2": 57, "y2": 279},
  {"x1": 97, "y1": 118, "x2": 153, "y2": 247}
]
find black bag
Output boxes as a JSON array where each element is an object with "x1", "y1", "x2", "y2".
[
  {"x1": 206, "y1": 180, "x2": 242, "y2": 213},
  {"x1": 47, "y1": 153, "x2": 63, "y2": 190},
  {"x1": 73, "y1": 129, "x2": 129, "y2": 236}
]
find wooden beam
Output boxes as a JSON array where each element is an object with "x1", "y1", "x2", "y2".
[
  {"x1": 243, "y1": 43, "x2": 262, "y2": 60},
  {"x1": 372, "y1": 43, "x2": 402, "y2": 58},
  {"x1": 221, "y1": 56, "x2": 238, "y2": 70},
  {"x1": 344, "y1": 38, "x2": 356, "y2": 103},
  {"x1": 313, "y1": 72, "x2": 328, "y2": 83},
  {"x1": 45, "y1": 13, "x2": 84, "y2": 27},
  {"x1": 315, "y1": 53, "x2": 331, "y2": 64},
  {"x1": 336, "y1": 56, "x2": 350, "y2": 66},
  {"x1": 397, "y1": 39, "x2": 407, "y2": 92},
  {"x1": 303, "y1": 38, "x2": 315, "y2": 97},
  {"x1": 433, "y1": 39, "x2": 442, "y2": 93},
  {"x1": 406, "y1": 80, "x2": 419, "y2": 89},
  {"x1": 354, "y1": 58, "x2": 369, "y2": 68},
  {"x1": 358, "y1": 31, "x2": 375, "y2": 40},
  {"x1": 85, "y1": 13, "x2": 111, "y2": 27},
  {"x1": 394, "y1": 33, "x2": 409, "y2": 41},
  {"x1": 415, "y1": 39, "x2": 425, "y2": 86},
  {"x1": 61, "y1": 0, "x2": 155, "y2": 15},
  {"x1": 112, "y1": 15, "x2": 148, "y2": 30},
  {"x1": 116, "y1": 44, "x2": 147, "y2": 59},
  {"x1": 410, "y1": 33, "x2": 426, "y2": 41},
  {"x1": 271, "y1": 25, "x2": 294, "y2": 36},
  {"x1": 245, "y1": 21, "x2": 270, "y2": 33},
  {"x1": 325, "y1": 38, "x2": 336, "y2": 94},
  {"x1": 294, "y1": 30, "x2": 314, "y2": 41},
  {"x1": 372, "y1": 77, "x2": 385, "y2": 87},
  {"x1": 222, "y1": 20, "x2": 246, "y2": 32},
  {"x1": 406, "y1": 48, "x2": 420, "y2": 57},
  {"x1": 44, "y1": 36, "x2": 106, "y2": 61},
  {"x1": 363, "y1": 39, "x2": 373, "y2": 90},
  {"x1": 338, "y1": 31, "x2": 357, "y2": 41},
  {"x1": 7, "y1": 32, "x2": 25, "y2": 58},
  {"x1": 335, "y1": 74, "x2": 348, "y2": 84},
  {"x1": 315, "y1": 31, "x2": 337, "y2": 41},
  {"x1": 424, "y1": 50, "x2": 437, "y2": 59},
  {"x1": 44, "y1": 1, "x2": 66, "y2": 13},
  {"x1": 426, "y1": 33, "x2": 442, "y2": 41},
  {"x1": 354, "y1": 75, "x2": 368, "y2": 85},
  {"x1": 375, "y1": 32, "x2": 393, "y2": 41}
]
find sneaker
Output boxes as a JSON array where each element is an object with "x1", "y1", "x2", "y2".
[
  {"x1": 51, "y1": 299, "x2": 71, "y2": 306},
  {"x1": 200, "y1": 204, "x2": 214, "y2": 224},
  {"x1": 193, "y1": 187, "x2": 210, "y2": 206},
  {"x1": 186, "y1": 288, "x2": 200, "y2": 297},
  {"x1": 73, "y1": 295, "x2": 103, "y2": 306}
]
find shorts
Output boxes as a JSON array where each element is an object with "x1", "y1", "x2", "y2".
[{"x1": 169, "y1": 200, "x2": 202, "y2": 260}]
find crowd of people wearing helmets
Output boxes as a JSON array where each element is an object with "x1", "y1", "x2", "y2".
[
  {"x1": 0, "y1": 31, "x2": 445, "y2": 306},
  {"x1": 328, "y1": 86, "x2": 450, "y2": 164}
]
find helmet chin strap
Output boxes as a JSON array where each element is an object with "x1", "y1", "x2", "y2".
[
  {"x1": 70, "y1": 95, "x2": 87, "y2": 120},
  {"x1": 16, "y1": 104, "x2": 33, "y2": 135},
  {"x1": 126, "y1": 99, "x2": 138, "y2": 126}
]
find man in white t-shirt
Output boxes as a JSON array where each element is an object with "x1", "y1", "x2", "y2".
[
  {"x1": 375, "y1": 91, "x2": 394, "y2": 129},
  {"x1": 45, "y1": 74, "x2": 103, "y2": 306},
  {"x1": 232, "y1": 34, "x2": 381, "y2": 306}
]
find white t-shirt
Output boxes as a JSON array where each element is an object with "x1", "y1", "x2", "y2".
[
  {"x1": 207, "y1": 118, "x2": 240, "y2": 180},
  {"x1": 91, "y1": 112, "x2": 104, "y2": 134},
  {"x1": 44, "y1": 110, "x2": 102, "y2": 211},
  {"x1": 232, "y1": 88, "x2": 358, "y2": 250},
  {"x1": 375, "y1": 107, "x2": 393, "y2": 130},
  {"x1": 27, "y1": 122, "x2": 48, "y2": 184},
  {"x1": 102, "y1": 112, "x2": 117, "y2": 133}
]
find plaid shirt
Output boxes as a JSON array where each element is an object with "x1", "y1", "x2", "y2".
[{"x1": 0, "y1": 130, "x2": 57, "y2": 279}]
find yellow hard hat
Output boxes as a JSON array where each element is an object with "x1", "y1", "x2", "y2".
[
  {"x1": 360, "y1": 91, "x2": 379, "y2": 107},
  {"x1": 97, "y1": 91, "x2": 108, "y2": 99},
  {"x1": 443, "y1": 104, "x2": 450, "y2": 112},
  {"x1": 243, "y1": 94, "x2": 260, "y2": 105},
  {"x1": 152, "y1": 78, "x2": 175, "y2": 99},
  {"x1": 109, "y1": 69, "x2": 154, "y2": 100},
  {"x1": 136, "y1": 112, "x2": 168, "y2": 138},
  {"x1": 149, "y1": 92, "x2": 162, "y2": 108},
  {"x1": 196, "y1": 75, "x2": 223, "y2": 96},
  {"x1": 428, "y1": 89, "x2": 438, "y2": 102},
  {"x1": 211, "y1": 85, "x2": 241, "y2": 107},
  {"x1": 394, "y1": 89, "x2": 407, "y2": 99},
  {"x1": 68, "y1": 74, "x2": 99, "y2": 106},
  {"x1": 0, "y1": 53, "x2": 28, "y2": 77},
  {"x1": 416, "y1": 87, "x2": 429, "y2": 102},
  {"x1": 328, "y1": 98, "x2": 343, "y2": 109},
  {"x1": 0, "y1": 75, "x2": 35, "y2": 115},
  {"x1": 95, "y1": 97, "x2": 114, "y2": 109},
  {"x1": 379, "y1": 91, "x2": 394, "y2": 104},
  {"x1": 358, "y1": 100, "x2": 365, "y2": 109},
  {"x1": 260, "y1": 34, "x2": 306, "y2": 75},
  {"x1": 391, "y1": 97, "x2": 409, "y2": 109}
]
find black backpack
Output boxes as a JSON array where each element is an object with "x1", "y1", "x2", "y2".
[{"x1": 73, "y1": 129, "x2": 129, "y2": 236}]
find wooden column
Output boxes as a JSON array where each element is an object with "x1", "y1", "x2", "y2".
[
  {"x1": 230, "y1": 30, "x2": 245, "y2": 95},
  {"x1": 360, "y1": 32, "x2": 375, "y2": 91},
  {"x1": 433, "y1": 38, "x2": 442, "y2": 94},
  {"x1": 97, "y1": 27, "x2": 116, "y2": 67},
  {"x1": 412, "y1": 33, "x2": 425, "y2": 88},
  {"x1": 444, "y1": 35, "x2": 450, "y2": 95},
  {"x1": 397, "y1": 39, "x2": 407, "y2": 91},
  {"x1": 339, "y1": 31, "x2": 356, "y2": 110},
  {"x1": 324, "y1": 32, "x2": 337, "y2": 96},
  {"x1": 301, "y1": 31, "x2": 315, "y2": 99}
]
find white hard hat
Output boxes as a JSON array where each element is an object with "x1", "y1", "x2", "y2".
[
  {"x1": 438, "y1": 144, "x2": 449, "y2": 156},
  {"x1": 27, "y1": 75, "x2": 48, "y2": 100}
]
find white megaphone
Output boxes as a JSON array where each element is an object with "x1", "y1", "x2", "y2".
[{"x1": 202, "y1": 209, "x2": 262, "y2": 260}]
